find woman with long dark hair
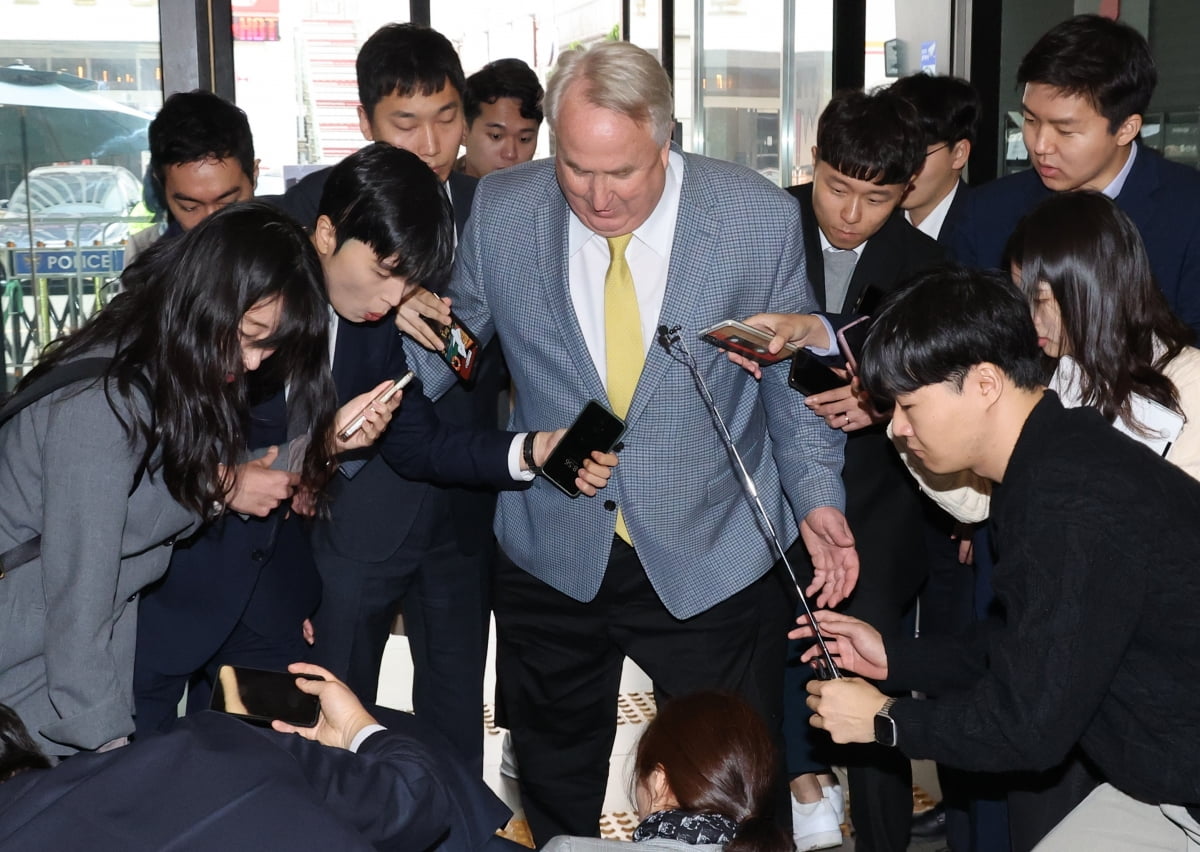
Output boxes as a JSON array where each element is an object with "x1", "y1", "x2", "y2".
[
  {"x1": 0, "y1": 201, "x2": 342, "y2": 757},
  {"x1": 543, "y1": 692, "x2": 791, "y2": 852},
  {"x1": 1010, "y1": 190, "x2": 1200, "y2": 473}
]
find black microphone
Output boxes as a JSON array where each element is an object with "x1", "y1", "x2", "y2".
[{"x1": 659, "y1": 327, "x2": 841, "y2": 679}]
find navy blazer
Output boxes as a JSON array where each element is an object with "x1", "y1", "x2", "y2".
[
  {"x1": 951, "y1": 144, "x2": 1200, "y2": 336},
  {"x1": 935, "y1": 179, "x2": 971, "y2": 250},
  {"x1": 0, "y1": 710, "x2": 511, "y2": 852},
  {"x1": 314, "y1": 315, "x2": 516, "y2": 563}
]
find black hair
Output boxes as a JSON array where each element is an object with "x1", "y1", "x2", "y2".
[
  {"x1": 1006, "y1": 191, "x2": 1191, "y2": 432},
  {"x1": 633, "y1": 692, "x2": 790, "y2": 852},
  {"x1": 815, "y1": 88, "x2": 925, "y2": 185},
  {"x1": 888, "y1": 73, "x2": 980, "y2": 148},
  {"x1": 0, "y1": 704, "x2": 51, "y2": 782},
  {"x1": 147, "y1": 90, "x2": 255, "y2": 206},
  {"x1": 356, "y1": 24, "x2": 465, "y2": 119},
  {"x1": 317, "y1": 143, "x2": 454, "y2": 290},
  {"x1": 28, "y1": 202, "x2": 337, "y2": 514},
  {"x1": 859, "y1": 265, "x2": 1045, "y2": 407},
  {"x1": 463, "y1": 58, "x2": 544, "y2": 126},
  {"x1": 1017, "y1": 14, "x2": 1157, "y2": 133}
]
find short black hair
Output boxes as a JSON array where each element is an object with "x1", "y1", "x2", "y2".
[
  {"x1": 463, "y1": 58, "x2": 544, "y2": 127},
  {"x1": 888, "y1": 73, "x2": 980, "y2": 148},
  {"x1": 859, "y1": 265, "x2": 1045, "y2": 407},
  {"x1": 317, "y1": 143, "x2": 454, "y2": 290},
  {"x1": 1017, "y1": 14, "x2": 1156, "y2": 133},
  {"x1": 0, "y1": 704, "x2": 51, "y2": 782},
  {"x1": 356, "y1": 24, "x2": 466, "y2": 119},
  {"x1": 815, "y1": 89, "x2": 925, "y2": 186},
  {"x1": 148, "y1": 89, "x2": 255, "y2": 189}
]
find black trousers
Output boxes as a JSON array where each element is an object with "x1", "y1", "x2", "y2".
[{"x1": 493, "y1": 538, "x2": 792, "y2": 846}]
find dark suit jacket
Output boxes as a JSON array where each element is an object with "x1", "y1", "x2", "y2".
[
  {"x1": 950, "y1": 143, "x2": 1200, "y2": 337},
  {"x1": 789, "y1": 182, "x2": 945, "y2": 621},
  {"x1": 0, "y1": 710, "x2": 511, "y2": 852},
  {"x1": 316, "y1": 314, "x2": 515, "y2": 562},
  {"x1": 935, "y1": 179, "x2": 971, "y2": 250},
  {"x1": 137, "y1": 380, "x2": 320, "y2": 680},
  {"x1": 276, "y1": 166, "x2": 510, "y2": 563}
]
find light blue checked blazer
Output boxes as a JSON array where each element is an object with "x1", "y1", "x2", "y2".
[{"x1": 411, "y1": 150, "x2": 845, "y2": 619}]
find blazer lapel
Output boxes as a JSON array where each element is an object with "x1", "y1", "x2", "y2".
[
  {"x1": 537, "y1": 197, "x2": 609, "y2": 404},
  {"x1": 623, "y1": 164, "x2": 720, "y2": 424},
  {"x1": 1114, "y1": 142, "x2": 1158, "y2": 225},
  {"x1": 792, "y1": 185, "x2": 826, "y2": 308}
]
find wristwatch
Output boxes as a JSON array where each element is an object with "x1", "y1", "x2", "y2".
[
  {"x1": 522, "y1": 431, "x2": 540, "y2": 475},
  {"x1": 874, "y1": 697, "x2": 899, "y2": 747}
]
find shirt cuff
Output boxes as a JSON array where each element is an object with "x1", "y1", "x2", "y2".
[
  {"x1": 806, "y1": 316, "x2": 839, "y2": 357},
  {"x1": 350, "y1": 723, "x2": 387, "y2": 753},
  {"x1": 509, "y1": 433, "x2": 536, "y2": 481}
]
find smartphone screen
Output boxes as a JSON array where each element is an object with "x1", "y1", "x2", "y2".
[
  {"x1": 424, "y1": 311, "x2": 480, "y2": 383},
  {"x1": 788, "y1": 350, "x2": 847, "y2": 396},
  {"x1": 541, "y1": 401, "x2": 626, "y2": 497},
  {"x1": 210, "y1": 665, "x2": 322, "y2": 727}
]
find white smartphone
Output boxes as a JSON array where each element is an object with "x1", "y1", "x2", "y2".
[{"x1": 336, "y1": 370, "x2": 414, "y2": 441}]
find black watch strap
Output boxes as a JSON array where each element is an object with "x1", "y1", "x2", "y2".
[{"x1": 522, "y1": 431, "x2": 540, "y2": 474}]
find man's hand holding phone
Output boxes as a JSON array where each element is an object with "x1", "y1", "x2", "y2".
[
  {"x1": 394, "y1": 286, "x2": 453, "y2": 350},
  {"x1": 270, "y1": 662, "x2": 379, "y2": 751},
  {"x1": 333, "y1": 374, "x2": 411, "y2": 451},
  {"x1": 526, "y1": 428, "x2": 618, "y2": 497},
  {"x1": 720, "y1": 313, "x2": 833, "y2": 379},
  {"x1": 805, "y1": 375, "x2": 887, "y2": 432},
  {"x1": 220, "y1": 447, "x2": 300, "y2": 517}
]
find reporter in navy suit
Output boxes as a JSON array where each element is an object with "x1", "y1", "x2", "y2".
[
  {"x1": 0, "y1": 665, "x2": 511, "y2": 852},
  {"x1": 951, "y1": 15, "x2": 1200, "y2": 337},
  {"x1": 277, "y1": 27, "x2": 510, "y2": 775}
]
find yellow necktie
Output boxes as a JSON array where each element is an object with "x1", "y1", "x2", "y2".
[{"x1": 604, "y1": 233, "x2": 642, "y2": 545}]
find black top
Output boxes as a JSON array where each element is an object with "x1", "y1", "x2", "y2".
[{"x1": 887, "y1": 392, "x2": 1200, "y2": 808}]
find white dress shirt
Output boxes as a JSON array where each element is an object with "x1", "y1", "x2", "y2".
[{"x1": 905, "y1": 180, "x2": 959, "y2": 241}]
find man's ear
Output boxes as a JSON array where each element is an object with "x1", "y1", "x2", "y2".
[
  {"x1": 357, "y1": 104, "x2": 375, "y2": 142},
  {"x1": 1114, "y1": 113, "x2": 1143, "y2": 148},
  {"x1": 251, "y1": 158, "x2": 260, "y2": 191},
  {"x1": 972, "y1": 362, "x2": 1006, "y2": 410},
  {"x1": 313, "y1": 215, "x2": 336, "y2": 257},
  {"x1": 950, "y1": 139, "x2": 971, "y2": 171}
]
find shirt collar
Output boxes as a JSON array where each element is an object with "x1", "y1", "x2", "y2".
[
  {"x1": 905, "y1": 181, "x2": 959, "y2": 240},
  {"x1": 818, "y1": 227, "x2": 867, "y2": 260},
  {"x1": 1101, "y1": 141, "x2": 1138, "y2": 199},
  {"x1": 568, "y1": 148, "x2": 684, "y2": 256}
]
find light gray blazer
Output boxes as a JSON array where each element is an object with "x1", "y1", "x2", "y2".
[
  {"x1": 0, "y1": 372, "x2": 197, "y2": 755},
  {"x1": 410, "y1": 150, "x2": 845, "y2": 619}
]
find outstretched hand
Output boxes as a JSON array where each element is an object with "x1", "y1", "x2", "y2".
[
  {"x1": 270, "y1": 662, "x2": 378, "y2": 750},
  {"x1": 790, "y1": 610, "x2": 888, "y2": 680},
  {"x1": 799, "y1": 506, "x2": 859, "y2": 607}
]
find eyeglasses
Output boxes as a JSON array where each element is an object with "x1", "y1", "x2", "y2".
[{"x1": 924, "y1": 143, "x2": 950, "y2": 158}]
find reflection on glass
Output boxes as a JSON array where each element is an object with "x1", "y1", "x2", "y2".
[
  {"x1": 791, "y1": 1, "x2": 834, "y2": 186},
  {"x1": 0, "y1": 0, "x2": 161, "y2": 384},
  {"x1": 698, "y1": 0, "x2": 782, "y2": 183}
]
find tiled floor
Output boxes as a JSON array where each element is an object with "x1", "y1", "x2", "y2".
[{"x1": 376, "y1": 619, "x2": 946, "y2": 850}]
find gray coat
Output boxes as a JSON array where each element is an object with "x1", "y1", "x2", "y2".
[{"x1": 0, "y1": 373, "x2": 197, "y2": 755}]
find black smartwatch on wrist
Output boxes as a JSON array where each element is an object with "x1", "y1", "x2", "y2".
[
  {"x1": 874, "y1": 697, "x2": 899, "y2": 747},
  {"x1": 522, "y1": 431, "x2": 540, "y2": 475}
]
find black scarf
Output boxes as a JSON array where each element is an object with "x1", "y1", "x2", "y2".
[{"x1": 632, "y1": 809, "x2": 738, "y2": 846}]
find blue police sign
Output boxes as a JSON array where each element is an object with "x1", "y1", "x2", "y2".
[{"x1": 11, "y1": 247, "x2": 125, "y2": 276}]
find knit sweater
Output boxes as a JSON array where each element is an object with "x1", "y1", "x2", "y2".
[{"x1": 886, "y1": 392, "x2": 1200, "y2": 809}]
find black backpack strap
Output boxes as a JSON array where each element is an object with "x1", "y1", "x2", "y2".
[{"x1": 0, "y1": 358, "x2": 154, "y2": 579}]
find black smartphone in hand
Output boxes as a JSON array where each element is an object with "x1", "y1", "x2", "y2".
[
  {"x1": 541, "y1": 400, "x2": 626, "y2": 497},
  {"x1": 788, "y1": 350, "x2": 846, "y2": 396},
  {"x1": 210, "y1": 665, "x2": 322, "y2": 728}
]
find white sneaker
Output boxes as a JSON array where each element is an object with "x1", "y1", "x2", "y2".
[
  {"x1": 791, "y1": 796, "x2": 842, "y2": 851},
  {"x1": 821, "y1": 782, "x2": 846, "y2": 827}
]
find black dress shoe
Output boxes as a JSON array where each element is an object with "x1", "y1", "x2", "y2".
[{"x1": 911, "y1": 803, "x2": 947, "y2": 838}]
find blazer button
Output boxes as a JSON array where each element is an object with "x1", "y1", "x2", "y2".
[
  {"x1": 251, "y1": 549, "x2": 266, "y2": 561},
  {"x1": 162, "y1": 536, "x2": 176, "y2": 547},
  {"x1": 612, "y1": 441, "x2": 625, "y2": 453},
  {"x1": 127, "y1": 593, "x2": 137, "y2": 603},
  {"x1": 603, "y1": 500, "x2": 616, "y2": 511}
]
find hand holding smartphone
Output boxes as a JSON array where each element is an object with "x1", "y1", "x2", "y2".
[
  {"x1": 836, "y1": 315, "x2": 872, "y2": 375},
  {"x1": 424, "y1": 311, "x2": 480, "y2": 383},
  {"x1": 700, "y1": 319, "x2": 798, "y2": 365},
  {"x1": 336, "y1": 371, "x2": 414, "y2": 442},
  {"x1": 210, "y1": 665, "x2": 323, "y2": 727},
  {"x1": 541, "y1": 401, "x2": 626, "y2": 497}
]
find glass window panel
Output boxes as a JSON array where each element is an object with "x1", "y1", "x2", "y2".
[
  {"x1": 696, "y1": 0, "x2": 782, "y2": 181},
  {"x1": 0, "y1": 0, "x2": 161, "y2": 384},
  {"x1": 790, "y1": 1, "x2": 833, "y2": 186},
  {"x1": 232, "y1": 1, "x2": 410, "y2": 195}
]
